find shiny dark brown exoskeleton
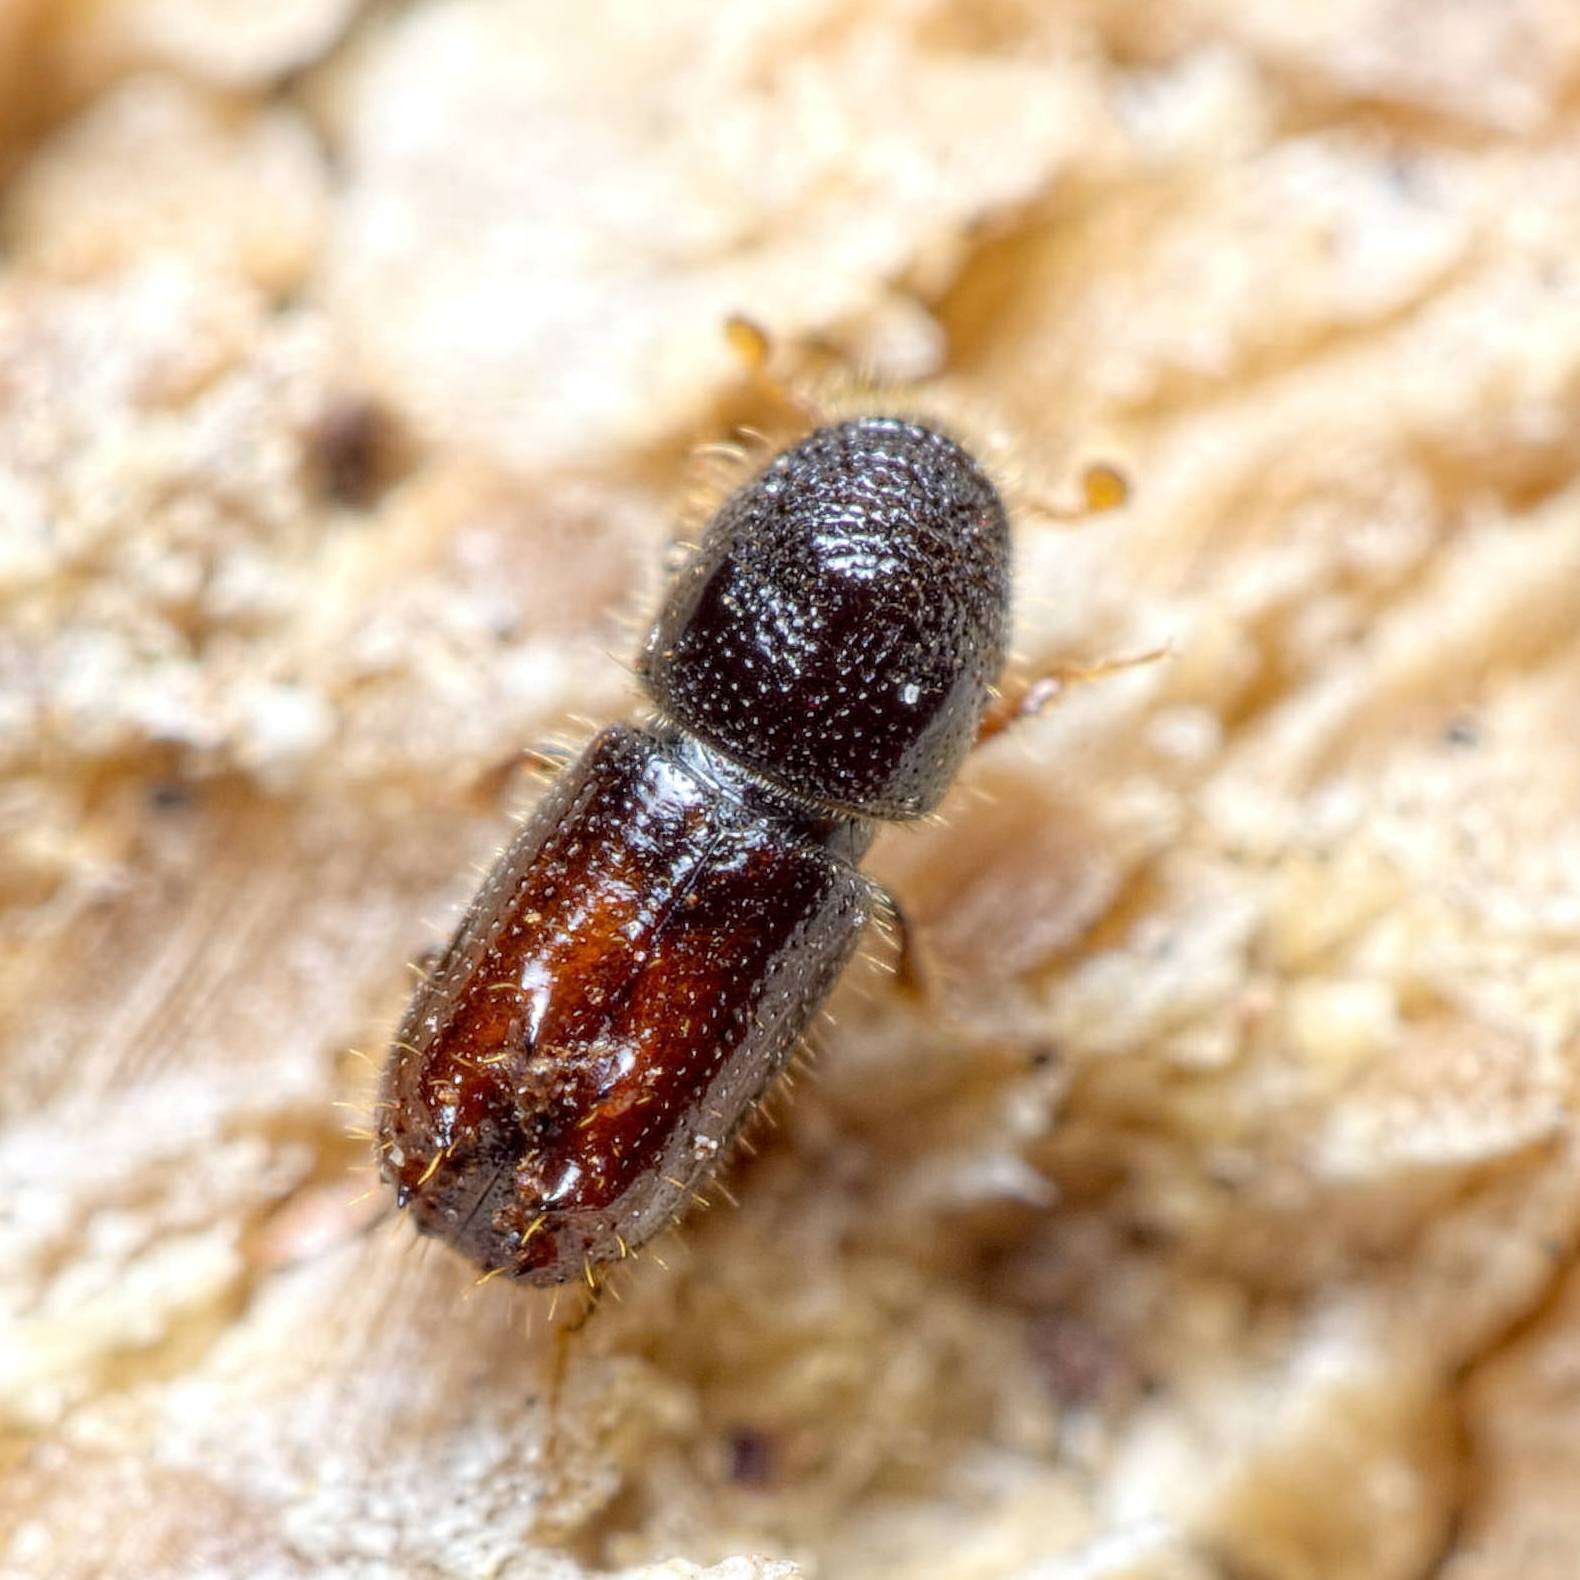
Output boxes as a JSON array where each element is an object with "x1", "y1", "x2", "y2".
[{"x1": 378, "y1": 417, "x2": 1012, "y2": 1284}]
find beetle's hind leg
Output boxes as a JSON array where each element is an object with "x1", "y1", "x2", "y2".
[{"x1": 543, "y1": 1274, "x2": 603, "y2": 1428}]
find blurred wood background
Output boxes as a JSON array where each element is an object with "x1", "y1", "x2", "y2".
[{"x1": 4, "y1": 2, "x2": 1580, "y2": 1577}]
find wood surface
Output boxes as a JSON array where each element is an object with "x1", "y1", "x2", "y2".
[{"x1": 4, "y1": 3, "x2": 1580, "y2": 1576}]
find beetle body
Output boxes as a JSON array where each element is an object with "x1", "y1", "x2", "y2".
[{"x1": 379, "y1": 417, "x2": 1011, "y2": 1283}]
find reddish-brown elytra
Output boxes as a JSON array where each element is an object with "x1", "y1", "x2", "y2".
[{"x1": 376, "y1": 387, "x2": 1133, "y2": 1287}]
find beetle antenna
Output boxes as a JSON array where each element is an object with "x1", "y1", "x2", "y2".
[
  {"x1": 724, "y1": 315, "x2": 830, "y2": 426},
  {"x1": 1022, "y1": 461, "x2": 1130, "y2": 528}
]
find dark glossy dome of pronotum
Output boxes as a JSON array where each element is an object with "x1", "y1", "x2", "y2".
[{"x1": 641, "y1": 417, "x2": 1012, "y2": 819}]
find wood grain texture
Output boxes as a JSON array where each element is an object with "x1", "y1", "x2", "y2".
[{"x1": 4, "y1": 2, "x2": 1580, "y2": 1578}]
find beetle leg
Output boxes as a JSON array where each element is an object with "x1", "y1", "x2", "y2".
[
  {"x1": 873, "y1": 884, "x2": 929, "y2": 999},
  {"x1": 976, "y1": 647, "x2": 1170, "y2": 746},
  {"x1": 469, "y1": 741, "x2": 574, "y2": 805}
]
